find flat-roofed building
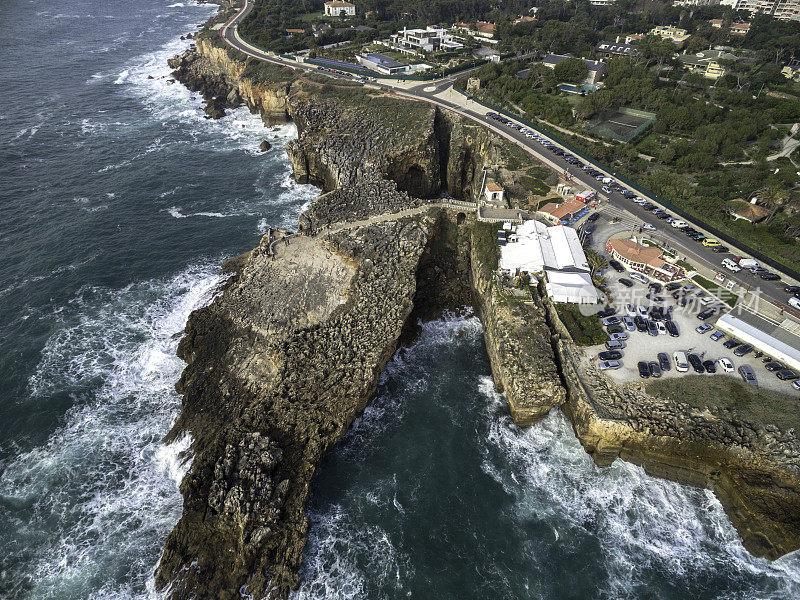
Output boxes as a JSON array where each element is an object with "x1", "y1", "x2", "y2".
[
  {"x1": 356, "y1": 53, "x2": 408, "y2": 74},
  {"x1": 716, "y1": 311, "x2": 800, "y2": 372},
  {"x1": 390, "y1": 26, "x2": 463, "y2": 54},
  {"x1": 594, "y1": 41, "x2": 638, "y2": 58}
]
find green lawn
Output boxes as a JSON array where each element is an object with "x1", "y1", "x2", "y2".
[
  {"x1": 555, "y1": 303, "x2": 607, "y2": 346},
  {"x1": 646, "y1": 376, "x2": 800, "y2": 433}
]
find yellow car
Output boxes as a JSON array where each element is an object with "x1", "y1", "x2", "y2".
[{"x1": 702, "y1": 238, "x2": 721, "y2": 247}]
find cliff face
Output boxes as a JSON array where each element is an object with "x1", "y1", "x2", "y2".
[
  {"x1": 469, "y1": 241, "x2": 567, "y2": 425},
  {"x1": 160, "y1": 25, "x2": 800, "y2": 600},
  {"x1": 169, "y1": 37, "x2": 294, "y2": 120},
  {"x1": 540, "y1": 296, "x2": 800, "y2": 560}
]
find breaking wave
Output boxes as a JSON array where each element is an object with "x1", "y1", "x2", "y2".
[{"x1": 0, "y1": 264, "x2": 222, "y2": 599}]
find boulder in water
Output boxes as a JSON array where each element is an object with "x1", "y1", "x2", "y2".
[{"x1": 259, "y1": 140, "x2": 272, "y2": 153}]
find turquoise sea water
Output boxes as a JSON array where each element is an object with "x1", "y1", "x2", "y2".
[{"x1": 0, "y1": 2, "x2": 799, "y2": 599}]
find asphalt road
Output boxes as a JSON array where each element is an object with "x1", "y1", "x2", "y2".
[{"x1": 218, "y1": 0, "x2": 798, "y2": 312}]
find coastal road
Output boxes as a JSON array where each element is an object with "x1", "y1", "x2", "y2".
[{"x1": 217, "y1": 1, "x2": 799, "y2": 312}]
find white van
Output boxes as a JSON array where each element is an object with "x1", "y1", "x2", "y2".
[
  {"x1": 673, "y1": 351, "x2": 689, "y2": 372},
  {"x1": 738, "y1": 258, "x2": 759, "y2": 269},
  {"x1": 721, "y1": 258, "x2": 741, "y2": 272},
  {"x1": 602, "y1": 177, "x2": 614, "y2": 184},
  {"x1": 790, "y1": 297, "x2": 800, "y2": 310}
]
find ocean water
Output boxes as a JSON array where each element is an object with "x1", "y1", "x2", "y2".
[
  {"x1": 295, "y1": 315, "x2": 800, "y2": 600},
  {"x1": 0, "y1": 1, "x2": 798, "y2": 600},
  {"x1": 0, "y1": 1, "x2": 316, "y2": 598}
]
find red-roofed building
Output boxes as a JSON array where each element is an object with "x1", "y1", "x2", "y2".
[{"x1": 607, "y1": 238, "x2": 685, "y2": 282}]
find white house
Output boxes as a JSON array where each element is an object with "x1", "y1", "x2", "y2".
[
  {"x1": 390, "y1": 26, "x2": 464, "y2": 54},
  {"x1": 484, "y1": 182, "x2": 505, "y2": 206},
  {"x1": 324, "y1": 1, "x2": 356, "y2": 17}
]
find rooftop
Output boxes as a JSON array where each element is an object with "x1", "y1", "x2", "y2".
[
  {"x1": 486, "y1": 182, "x2": 504, "y2": 192},
  {"x1": 609, "y1": 238, "x2": 665, "y2": 270},
  {"x1": 325, "y1": 1, "x2": 355, "y2": 6},
  {"x1": 729, "y1": 198, "x2": 771, "y2": 222},
  {"x1": 595, "y1": 41, "x2": 638, "y2": 55},
  {"x1": 361, "y1": 53, "x2": 407, "y2": 69},
  {"x1": 539, "y1": 198, "x2": 586, "y2": 221}
]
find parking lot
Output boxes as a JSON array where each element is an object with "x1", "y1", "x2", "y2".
[{"x1": 587, "y1": 270, "x2": 798, "y2": 395}]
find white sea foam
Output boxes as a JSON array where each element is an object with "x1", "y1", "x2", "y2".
[
  {"x1": 3, "y1": 263, "x2": 222, "y2": 599},
  {"x1": 478, "y1": 383, "x2": 800, "y2": 599},
  {"x1": 294, "y1": 314, "x2": 800, "y2": 599}
]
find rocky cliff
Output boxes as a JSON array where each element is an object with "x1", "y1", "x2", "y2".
[
  {"x1": 159, "y1": 21, "x2": 800, "y2": 600},
  {"x1": 540, "y1": 295, "x2": 800, "y2": 560}
]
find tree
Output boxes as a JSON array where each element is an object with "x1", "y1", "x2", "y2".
[{"x1": 554, "y1": 57, "x2": 589, "y2": 84}]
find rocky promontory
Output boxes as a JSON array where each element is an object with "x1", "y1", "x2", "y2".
[{"x1": 158, "y1": 22, "x2": 800, "y2": 600}]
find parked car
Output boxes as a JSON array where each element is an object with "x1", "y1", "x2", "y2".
[
  {"x1": 790, "y1": 297, "x2": 800, "y2": 310},
  {"x1": 733, "y1": 344, "x2": 753, "y2": 357},
  {"x1": 657, "y1": 321, "x2": 667, "y2": 335},
  {"x1": 602, "y1": 185, "x2": 612, "y2": 194},
  {"x1": 712, "y1": 246, "x2": 729, "y2": 253},
  {"x1": 785, "y1": 285, "x2": 800, "y2": 294},
  {"x1": 688, "y1": 353, "x2": 705, "y2": 373},
  {"x1": 738, "y1": 365, "x2": 757, "y2": 386},
  {"x1": 649, "y1": 361, "x2": 662, "y2": 378},
  {"x1": 609, "y1": 259, "x2": 624, "y2": 272},
  {"x1": 717, "y1": 357, "x2": 734, "y2": 373},
  {"x1": 622, "y1": 316, "x2": 635, "y2": 331},
  {"x1": 646, "y1": 293, "x2": 664, "y2": 302},
  {"x1": 634, "y1": 316, "x2": 648, "y2": 332},
  {"x1": 671, "y1": 220, "x2": 688, "y2": 228},
  {"x1": 636, "y1": 305, "x2": 649, "y2": 317},
  {"x1": 665, "y1": 320, "x2": 679, "y2": 337},
  {"x1": 658, "y1": 352, "x2": 671, "y2": 372},
  {"x1": 625, "y1": 303, "x2": 637, "y2": 317},
  {"x1": 703, "y1": 359, "x2": 717, "y2": 373},
  {"x1": 696, "y1": 323, "x2": 713, "y2": 334},
  {"x1": 609, "y1": 332, "x2": 629, "y2": 341},
  {"x1": 601, "y1": 316, "x2": 621, "y2": 326},
  {"x1": 637, "y1": 361, "x2": 650, "y2": 378},
  {"x1": 599, "y1": 360, "x2": 622, "y2": 371},
  {"x1": 761, "y1": 272, "x2": 781, "y2": 281},
  {"x1": 674, "y1": 351, "x2": 689, "y2": 372},
  {"x1": 606, "y1": 339, "x2": 626, "y2": 350},
  {"x1": 697, "y1": 309, "x2": 716, "y2": 320},
  {"x1": 777, "y1": 369, "x2": 799, "y2": 381},
  {"x1": 723, "y1": 339, "x2": 741, "y2": 349},
  {"x1": 648, "y1": 282, "x2": 663, "y2": 293},
  {"x1": 598, "y1": 350, "x2": 622, "y2": 361},
  {"x1": 793, "y1": 381, "x2": 800, "y2": 390},
  {"x1": 630, "y1": 272, "x2": 649, "y2": 284},
  {"x1": 765, "y1": 361, "x2": 784, "y2": 372},
  {"x1": 642, "y1": 223, "x2": 656, "y2": 231},
  {"x1": 647, "y1": 321, "x2": 659, "y2": 336},
  {"x1": 607, "y1": 324, "x2": 625, "y2": 334},
  {"x1": 619, "y1": 278, "x2": 634, "y2": 287},
  {"x1": 710, "y1": 330, "x2": 725, "y2": 341},
  {"x1": 597, "y1": 307, "x2": 617, "y2": 318}
]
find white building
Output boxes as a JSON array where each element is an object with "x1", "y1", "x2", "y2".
[
  {"x1": 716, "y1": 312, "x2": 800, "y2": 372},
  {"x1": 324, "y1": 1, "x2": 356, "y2": 17},
  {"x1": 484, "y1": 182, "x2": 505, "y2": 206},
  {"x1": 356, "y1": 53, "x2": 408, "y2": 74},
  {"x1": 389, "y1": 26, "x2": 464, "y2": 54},
  {"x1": 500, "y1": 221, "x2": 599, "y2": 304}
]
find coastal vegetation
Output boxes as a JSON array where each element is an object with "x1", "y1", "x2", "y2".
[
  {"x1": 647, "y1": 376, "x2": 800, "y2": 432},
  {"x1": 554, "y1": 303, "x2": 607, "y2": 346}
]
